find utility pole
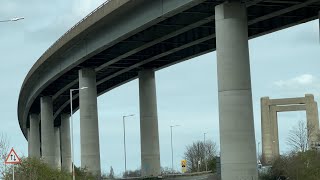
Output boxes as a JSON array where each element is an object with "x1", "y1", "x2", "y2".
[
  {"x1": 170, "y1": 125, "x2": 180, "y2": 171},
  {"x1": 204, "y1": 132, "x2": 208, "y2": 171},
  {"x1": 123, "y1": 114, "x2": 134, "y2": 174}
]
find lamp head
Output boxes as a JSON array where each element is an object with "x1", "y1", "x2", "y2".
[
  {"x1": 171, "y1": 125, "x2": 180, "y2": 128},
  {"x1": 124, "y1": 114, "x2": 135, "y2": 118},
  {"x1": 11, "y1": 17, "x2": 24, "y2": 21}
]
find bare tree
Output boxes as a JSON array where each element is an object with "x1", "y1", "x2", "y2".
[
  {"x1": 0, "y1": 133, "x2": 9, "y2": 178},
  {"x1": 108, "y1": 166, "x2": 115, "y2": 179},
  {"x1": 286, "y1": 120, "x2": 317, "y2": 152},
  {"x1": 184, "y1": 140, "x2": 217, "y2": 173}
]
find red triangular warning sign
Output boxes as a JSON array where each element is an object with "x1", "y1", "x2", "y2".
[{"x1": 5, "y1": 148, "x2": 21, "y2": 164}]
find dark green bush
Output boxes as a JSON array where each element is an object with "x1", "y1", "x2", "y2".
[
  {"x1": 260, "y1": 150, "x2": 320, "y2": 180},
  {"x1": 4, "y1": 157, "x2": 70, "y2": 180}
]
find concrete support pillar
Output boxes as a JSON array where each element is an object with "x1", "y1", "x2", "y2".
[
  {"x1": 261, "y1": 97, "x2": 273, "y2": 164},
  {"x1": 79, "y1": 68, "x2": 101, "y2": 176},
  {"x1": 29, "y1": 114, "x2": 41, "y2": 158},
  {"x1": 27, "y1": 128, "x2": 31, "y2": 157},
  {"x1": 139, "y1": 69, "x2": 161, "y2": 177},
  {"x1": 270, "y1": 106, "x2": 279, "y2": 159},
  {"x1": 305, "y1": 94, "x2": 320, "y2": 148},
  {"x1": 60, "y1": 114, "x2": 72, "y2": 173},
  {"x1": 41, "y1": 96, "x2": 55, "y2": 167},
  {"x1": 54, "y1": 127, "x2": 61, "y2": 170},
  {"x1": 215, "y1": 2, "x2": 258, "y2": 180}
]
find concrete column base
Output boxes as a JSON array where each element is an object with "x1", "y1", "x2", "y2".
[
  {"x1": 41, "y1": 96, "x2": 55, "y2": 167},
  {"x1": 61, "y1": 114, "x2": 72, "y2": 173},
  {"x1": 54, "y1": 127, "x2": 62, "y2": 170},
  {"x1": 29, "y1": 114, "x2": 41, "y2": 158}
]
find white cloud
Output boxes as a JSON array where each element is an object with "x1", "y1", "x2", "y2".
[{"x1": 274, "y1": 74, "x2": 317, "y2": 88}]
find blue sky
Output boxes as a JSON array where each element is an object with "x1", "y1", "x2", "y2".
[{"x1": 1, "y1": 0, "x2": 319, "y2": 176}]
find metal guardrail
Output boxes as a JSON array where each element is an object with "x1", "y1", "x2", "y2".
[
  {"x1": 42, "y1": 0, "x2": 112, "y2": 56},
  {"x1": 116, "y1": 171, "x2": 214, "y2": 180},
  {"x1": 162, "y1": 171, "x2": 213, "y2": 178}
]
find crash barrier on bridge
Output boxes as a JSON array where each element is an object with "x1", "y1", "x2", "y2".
[
  {"x1": 215, "y1": 157, "x2": 221, "y2": 180},
  {"x1": 118, "y1": 171, "x2": 214, "y2": 180}
]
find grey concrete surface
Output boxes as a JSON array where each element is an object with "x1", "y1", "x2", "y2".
[
  {"x1": 305, "y1": 94, "x2": 320, "y2": 148},
  {"x1": 79, "y1": 68, "x2": 101, "y2": 176},
  {"x1": 261, "y1": 94, "x2": 320, "y2": 164},
  {"x1": 269, "y1": 97, "x2": 307, "y2": 105},
  {"x1": 270, "y1": 106, "x2": 280, "y2": 159},
  {"x1": 275, "y1": 104, "x2": 306, "y2": 112},
  {"x1": 215, "y1": 2, "x2": 258, "y2": 180},
  {"x1": 261, "y1": 97, "x2": 273, "y2": 164},
  {"x1": 139, "y1": 69, "x2": 161, "y2": 177},
  {"x1": 40, "y1": 96, "x2": 56, "y2": 167},
  {"x1": 29, "y1": 114, "x2": 40, "y2": 158},
  {"x1": 60, "y1": 113, "x2": 72, "y2": 173},
  {"x1": 54, "y1": 127, "x2": 61, "y2": 169}
]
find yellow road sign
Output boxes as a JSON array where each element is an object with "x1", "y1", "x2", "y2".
[
  {"x1": 181, "y1": 159, "x2": 187, "y2": 173},
  {"x1": 181, "y1": 159, "x2": 186, "y2": 167}
]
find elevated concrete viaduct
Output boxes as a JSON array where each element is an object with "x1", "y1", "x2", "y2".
[{"x1": 19, "y1": 0, "x2": 320, "y2": 179}]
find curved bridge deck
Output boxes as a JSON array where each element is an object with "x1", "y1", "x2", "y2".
[{"x1": 18, "y1": 0, "x2": 320, "y2": 136}]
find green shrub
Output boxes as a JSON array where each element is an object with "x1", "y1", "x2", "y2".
[
  {"x1": 4, "y1": 157, "x2": 97, "y2": 180},
  {"x1": 74, "y1": 166, "x2": 97, "y2": 180},
  {"x1": 261, "y1": 150, "x2": 320, "y2": 180},
  {"x1": 4, "y1": 157, "x2": 70, "y2": 180}
]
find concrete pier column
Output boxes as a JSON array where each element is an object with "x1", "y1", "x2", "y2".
[
  {"x1": 29, "y1": 114, "x2": 41, "y2": 158},
  {"x1": 139, "y1": 69, "x2": 161, "y2": 177},
  {"x1": 261, "y1": 97, "x2": 273, "y2": 164},
  {"x1": 79, "y1": 68, "x2": 101, "y2": 176},
  {"x1": 54, "y1": 127, "x2": 61, "y2": 170},
  {"x1": 41, "y1": 96, "x2": 55, "y2": 167},
  {"x1": 270, "y1": 106, "x2": 279, "y2": 159},
  {"x1": 215, "y1": 2, "x2": 258, "y2": 179},
  {"x1": 60, "y1": 114, "x2": 72, "y2": 173},
  {"x1": 305, "y1": 94, "x2": 320, "y2": 148},
  {"x1": 27, "y1": 127, "x2": 31, "y2": 157}
]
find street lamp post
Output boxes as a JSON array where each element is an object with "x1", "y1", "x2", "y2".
[
  {"x1": 170, "y1": 125, "x2": 180, "y2": 171},
  {"x1": 204, "y1": 132, "x2": 208, "y2": 171},
  {"x1": 257, "y1": 141, "x2": 261, "y2": 162},
  {"x1": 123, "y1": 114, "x2": 134, "y2": 174},
  {"x1": 0, "y1": 17, "x2": 24, "y2": 22},
  {"x1": 70, "y1": 87, "x2": 88, "y2": 180}
]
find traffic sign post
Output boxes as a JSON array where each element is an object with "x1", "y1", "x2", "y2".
[
  {"x1": 5, "y1": 148, "x2": 21, "y2": 180},
  {"x1": 181, "y1": 159, "x2": 187, "y2": 173}
]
